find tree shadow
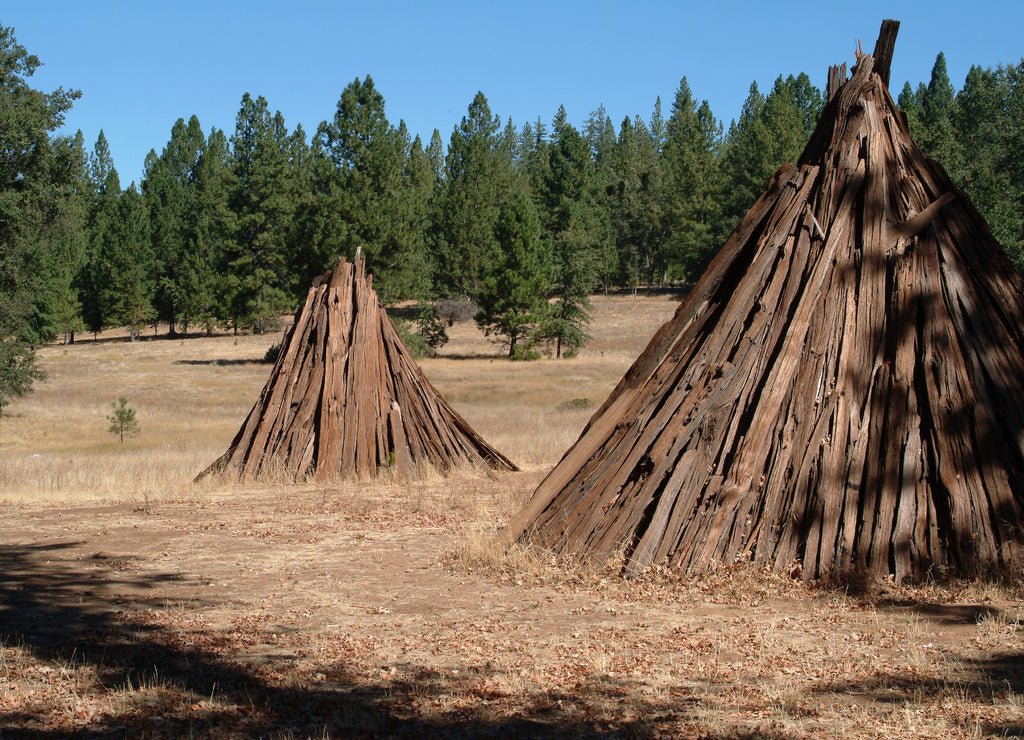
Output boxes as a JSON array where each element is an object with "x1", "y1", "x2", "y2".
[
  {"x1": 0, "y1": 541, "x2": 790, "y2": 738},
  {"x1": 433, "y1": 351, "x2": 508, "y2": 361},
  {"x1": 64, "y1": 330, "x2": 236, "y2": 346},
  {"x1": 796, "y1": 586, "x2": 1024, "y2": 737},
  {"x1": 807, "y1": 644, "x2": 1024, "y2": 735},
  {"x1": 176, "y1": 358, "x2": 270, "y2": 367},
  {"x1": 876, "y1": 599, "x2": 1002, "y2": 625}
]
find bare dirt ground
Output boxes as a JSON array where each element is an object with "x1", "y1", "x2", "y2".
[{"x1": 1, "y1": 294, "x2": 1022, "y2": 738}]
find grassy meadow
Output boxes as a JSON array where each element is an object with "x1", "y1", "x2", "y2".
[{"x1": 0, "y1": 293, "x2": 679, "y2": 504}]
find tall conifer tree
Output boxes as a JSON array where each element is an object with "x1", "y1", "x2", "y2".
[
  {"x1": 143, "y1": 115, "x2": 205, "y2": 333},
  {"x1": 918, "y1": 52, "x2": 961, "y2": 172},
  {"x1": 541, "y1": 122, "x2": 608, "y2": 356},
  {"x1": 79, "y1": 137, "x2": 122, "y2": 335},
  {"x1": 181, "y1": 126, "x2": 233, "y2": 334},
  {"x1": 310, "y1": 77, "x2": 427, "y2": 303},
  {"x1": 609, "y1": 115, "x2": 665, "y2": 287},
  {"x1": 224, "y1": 94, "x2": 296, "y2": 332},
  {"x1": 720, "y1": 75, "x2": 822, "y2": 231},
  {"x1": 433, "y1": 92, "x2": 516, "y2": 298},
  {"x1": 474, "y1": 187, "x2": 552, "y2": 358},
  {"x1": 583, "y1": 105, "x2": 618, "y2": 290},
  {"x1": 951, "y1": 61, "x2": 1024, "y2": 266},
  {"x1": 105, "y1": 185, "x2": 155, "y2": 340},
  {"x1": 662, "y1": 78, "x2": 724, "y2": 280}
]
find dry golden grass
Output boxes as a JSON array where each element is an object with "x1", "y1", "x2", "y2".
[
  {"x1": 0, "y1": 330, "x2": 277, "y2": 503},
  {"x1": 0, "y1": 293, "x2": 679, "y2": 502},
  {"x1": 421, "y1": 293, "x2": 681, "y2": 469}
]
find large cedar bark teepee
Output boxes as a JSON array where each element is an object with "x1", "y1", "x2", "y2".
[
  {"x1": 504, "y1": 21, "x2": 1024, "y2": 582},
  {"x1": 199, "y1": 256, "x2": 516, "y2": 481}
]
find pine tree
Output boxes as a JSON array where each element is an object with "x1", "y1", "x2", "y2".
[
  {"x1": 474, "y1": 187, "x2": 553, "y2": 359},
  {"x1": 187, "y1": 127, "x2": 234, "y2": 334},
  {"x1": 918, "y1": 52, "x2": 961, "y2": 171},
  {"x1": 720, "y1": 75, "x2": 822, "y2": 233},
  {"x1": 143, "y1": 115, "x2": 205, "y2": 334},
  {"x1": 106, "y1": 396, "x2": 140, "y2": 443},
  {"x1": 897, "y1": 81, "x2": 924, "y2": 135},
  {"x1": 51, "y1": 130, "x2": 90, "y2": 344},
  {"x1": 0, "y1": 24, "x2": 83, "y2": 410},
  {"x1": 82, "y1": 161, "x2": 156, "y2": 342},
  {"x1": 433, "y1": 92, "x2": 516, "y2": 298},
  {"x1": 309, "y1": 77, "x2": 427, "y2": 304},
  {"x1": 541, "y1": 122, "x2": 608, "y2": 356},
  {"x1": 98, "y1": 183, "x2": 155, "y2": 341},
  {"x1": 649, "y1": 97, "x2": 666, "y2": 155},
  {"x1": 1008, "y1": 62, "x2": 1024, "y2": 260},
  {"x1": 426, "y1": 129, "x2": 445, "y2": 182},
  {"x1": 608, "y1": 115, "x2": 665, "y2": 288},
  {"x1": 88, "y1": 130, "x2": 116, "y2": 190},
  {"x1": 518, "y1": 116, "x2": 550, "y2": 211},
  {"x1": 921, "y1": 52, "x2": 956, "y2": 128},
  {"x1": 551, "y1": 106, "x2": 568, "y2": 139},
  {"x1": 583, "y1": 105, "x2": 618, "y2": 290},
  {"x1": 517, "y1": 120, "x2": 536, "y2": 171},
  {"x1": 609, "y1": 117, "x2": 642, "y2": 289},
  {"x1": 952, "y1": 62, "x2": 1024, "y2": 267},
  {"x1": 661, "y1": 78, "x2": 725, "y2": 281},
  {"x1": 403, "y1": 133, "x2": 436, "y2": 296},
  {"x1": 499, "y1": 117, "x2": 519, "y2": 166},
  {"x1": 583, "y1": 105, "x2": 617, "y2": 170},
  {"x1": 223, "y1": 94, "x2": 297, "y2": 333},
  {"x1": 786, "y1": 71, "x2": 825, "y2": 138},
  {"x1": 80, "y1": 144, "x2": 121, "y2": 336}
]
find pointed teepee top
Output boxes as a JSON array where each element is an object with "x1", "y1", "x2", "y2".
[{"x1": 503, "y1": 20, "x2": 1024, "y2": 583}]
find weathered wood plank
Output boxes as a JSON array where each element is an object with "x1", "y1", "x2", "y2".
[{"x1": 871, "y1": 19, "x2": 900, "y2": 88}]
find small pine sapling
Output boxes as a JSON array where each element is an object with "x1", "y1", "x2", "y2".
[{"x1": 107, "y1": 396, "x2": 140, "y2": 443}]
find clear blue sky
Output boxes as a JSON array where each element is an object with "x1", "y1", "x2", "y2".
[{"x1": 4, "y1": 1, "x2": 1022, "y2": 183}]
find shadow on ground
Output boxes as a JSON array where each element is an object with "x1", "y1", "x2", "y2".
[
  {"x1": 0, "y1": 541, "x2": 794, "y2": 739},
  {"x1": 4, "y1": 541, "x2": 1017, "y2": 737},
  {"x1": 807, "y1": 596, "x2": 1024, "y2": 738},
  {"x1": 176, "y1": 358, "x2": 270, "y2": 367}
]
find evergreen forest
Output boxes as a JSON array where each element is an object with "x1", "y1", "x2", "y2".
[{"x1": 3, "y1": 21, "x2": 1024, "y2": 407}]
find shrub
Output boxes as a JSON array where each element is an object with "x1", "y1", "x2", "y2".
[
  {"x1": 414, "y1": 302, "x2": 449, "y2": 352},
  {"x1": 434, "y1": 298, "x2": 477, "y2": 325},
  {"x1": 557, "y1": 397, "x2": 593, "y2": 411},
  {"x1": 510, "y1": 341, "x2": 542, "y2": 362},
  {"x1": 395, "y1": 319, "x2": 432, "y2": 359},
  {"x1": 394, "y1": 302, "x2": 451, "y2": 359},
  {"x1": 263, "y1": 342, "x2": 282, "y2": 364}
]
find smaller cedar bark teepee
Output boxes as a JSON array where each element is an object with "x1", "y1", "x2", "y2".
[
  {"x1": 199, "y1": 255, "x2": 516, "y2": 481},
  {"x1": 503, "y1": 21, "x2": 1024, "y2": 583}
]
